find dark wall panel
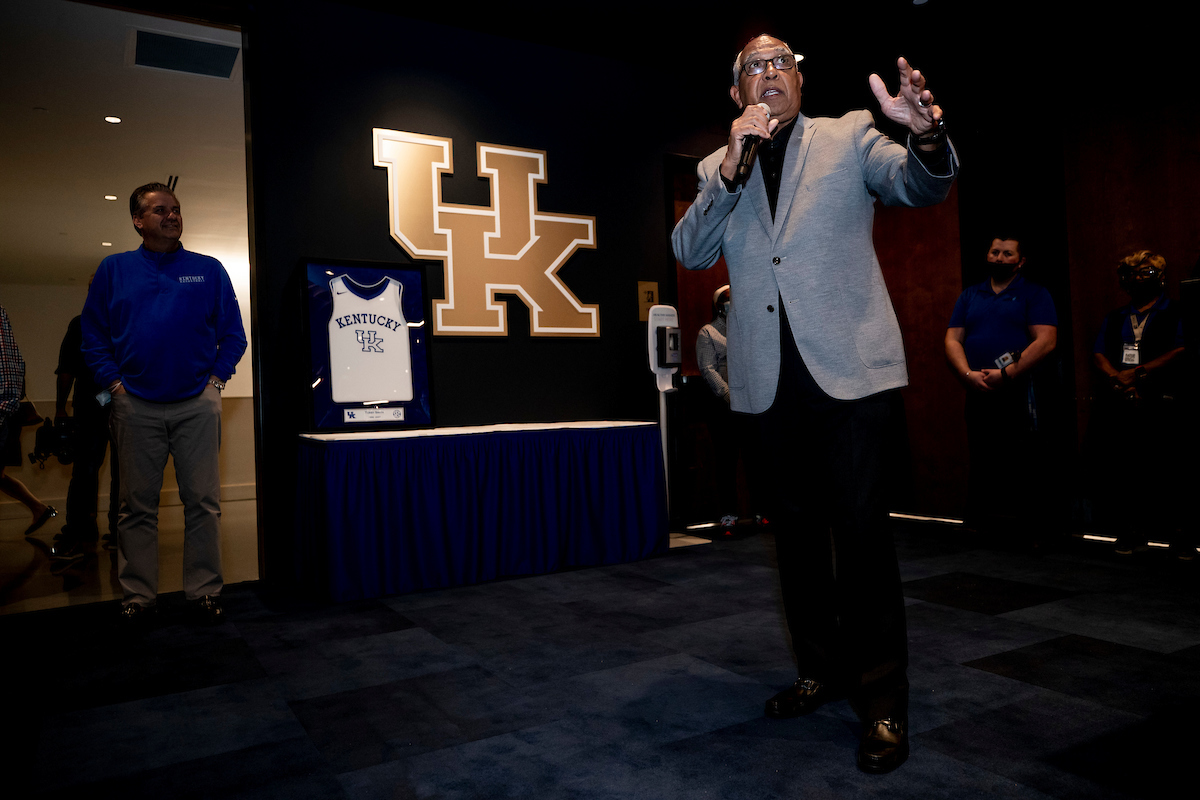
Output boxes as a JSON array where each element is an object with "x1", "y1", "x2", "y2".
[{"x1": 243, "y1": 2, "x2": 677, "y2": 586}]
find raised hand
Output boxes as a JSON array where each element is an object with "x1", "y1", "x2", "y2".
[{"x1": 868, "y1": 56, "x2": 941, "y2": 136}]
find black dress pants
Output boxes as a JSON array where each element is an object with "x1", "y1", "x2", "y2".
[{"x1": 753, "y1": 306, "x2": 909, "y2": 722}]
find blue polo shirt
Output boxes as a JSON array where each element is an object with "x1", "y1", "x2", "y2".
[
  {"x1": 948, "y1": 274, "x2": 1057, "y2": 370},
  {"x1": 1092, "y1": 294, "x2": 1183, "y2": 355}
]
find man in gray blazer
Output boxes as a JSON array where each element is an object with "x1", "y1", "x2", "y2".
[{"x1": 672, "y1": 34, "x2": 958, "y2": 774}]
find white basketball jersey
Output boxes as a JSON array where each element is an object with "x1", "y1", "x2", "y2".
[{"x1": 328, "y1": 275, "x2": 413, "y2": 403}]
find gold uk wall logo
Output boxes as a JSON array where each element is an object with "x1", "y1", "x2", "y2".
[{"x1": 373, "y1": 129, "x2": 599, "y2": 337}]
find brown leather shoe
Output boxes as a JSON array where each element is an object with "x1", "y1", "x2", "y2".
[
  {"x1": 857, "y1": 718, "x2": 909, "y2": 774},
  {"x1": 764, "y1": 678, "x2": 836, "y2": 718}
]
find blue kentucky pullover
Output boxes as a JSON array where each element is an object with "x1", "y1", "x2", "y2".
[{"x1": 82, "y1": 244, "x2": 247, "y2": 403}]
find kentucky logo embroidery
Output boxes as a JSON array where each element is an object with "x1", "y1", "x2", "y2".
[
  {"x1": 373, "y1": 129, "x2": 599, "y2": 337},
  {"x1": 356, "y1": 330, "x2": 384, "y2": 352}
]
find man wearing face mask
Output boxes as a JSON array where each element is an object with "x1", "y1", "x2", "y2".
[
  {"x1": 1090, "y1": 250, "x2": 1187, "y2": 556},
  {"x1": 945, "y1": 237, "x2": 1058, "y2": 546}
]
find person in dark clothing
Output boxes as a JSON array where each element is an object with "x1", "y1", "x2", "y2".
[
  {"x1": 945, "y1": 236, "x2": 1058, "y2": 548},
  {"x1": 1090, "y1": 250, "x2": 1189, "y2": 557},
  {"x1": 49, "y1": 313, "x2": 119, "y2": 564}
]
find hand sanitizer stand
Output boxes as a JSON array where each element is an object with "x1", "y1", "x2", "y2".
[{"x1": 647, "y1": 305, "x2": 680, "y2": 512}]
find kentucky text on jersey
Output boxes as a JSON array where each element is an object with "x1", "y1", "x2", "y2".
[{"x1": 333, "y1": 313, "x2": 405, "y2": 332}]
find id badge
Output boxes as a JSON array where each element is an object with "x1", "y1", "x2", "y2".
[{"x1": 1121, "y1": 342, "x2": 1140, "y2": 366}]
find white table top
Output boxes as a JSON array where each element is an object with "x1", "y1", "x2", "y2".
[{"x1": 299, "y1": 420, "x2": 656, "y2": 442}]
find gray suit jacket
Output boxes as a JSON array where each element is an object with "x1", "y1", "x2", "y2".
[{"x1": 672, "y1": 110, "x2": 959, "y2": 412}]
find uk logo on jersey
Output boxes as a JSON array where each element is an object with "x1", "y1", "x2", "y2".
[
  {"x1": 356, "y1": 330, "x2": 384, "y2": 352},
  {"x1": 373, "y1": 129, "x2": 599, "y2": 337}
]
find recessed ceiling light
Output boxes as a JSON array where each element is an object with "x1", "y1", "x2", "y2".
[
  {"x1": 104, "y1": 195, "x2": 117, "y2": 201},
  {"x1": 104, "y1": 116, "x2": 122, "y2": 124},
  {"x1": 102, "y1": 242, "x2": 113, "y2": 247}
]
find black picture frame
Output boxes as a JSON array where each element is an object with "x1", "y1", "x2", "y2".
[{"x1": 304, "y1": 259, "x2": 434, "y2": 430}]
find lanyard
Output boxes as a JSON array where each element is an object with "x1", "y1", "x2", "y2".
[{"x1": 1129, "y1": 311, "x2": 1150, "y2": 343}]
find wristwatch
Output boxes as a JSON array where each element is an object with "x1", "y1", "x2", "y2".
[
  {"x1": 914, "y1": 118, "x2": 946, "y2": 147},
  {"x1": 208, "y1": 378, "x2": 226, "y2": 391}
]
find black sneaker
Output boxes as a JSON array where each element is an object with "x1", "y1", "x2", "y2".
[{"x1": 192, "y1": 595, "x2": 226, "y2": 626}]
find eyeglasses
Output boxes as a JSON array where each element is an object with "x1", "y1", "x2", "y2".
[{"x1": 741, "y1": 53, "x2": 800, "y2": 77}]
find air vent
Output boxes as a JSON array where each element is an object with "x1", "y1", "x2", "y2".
[{"x1": 134, "y1": 30, "x2": 240, "y2": 79}]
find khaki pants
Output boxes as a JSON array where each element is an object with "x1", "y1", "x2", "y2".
[{"x1": 110, "y1": 385, "x2": 223, "y2": 605}]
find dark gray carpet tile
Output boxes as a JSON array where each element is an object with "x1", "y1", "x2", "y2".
[
  {"x1": 1041, "y1": 707, "x2": 1196, "y2": 800},
  {"x1": 906, "y1": 660, "x2": 1059, "y2": 734},
  {"x1": 892, "y1": 521, "x2": 981, "y2": 560},
  {"x1": 0, "y1": 598, "x2": 264, "y2": 713},
  {"x1": 637, "y1": 608, "x2": 794, "y2": 681},
  {"x1": 629, "y1": 549, "x2": 782, "y2": 595},
  {"x1": 489, "y1": 562, "x2": 678, "y2": 604},
  {"x1": 904, "y1": 601, "x2": 1069, "y2": 665},
  {"x1": 334, "y1": 672, "x2": 775, "y2": 800},
  {"x1": 900, "y1": 547, "x2": 1148, "y2": 594},
  {"x1": 397, "y1": 589, "x2": 595, "y2": 640},
  {"x1": 234, "y1": 598, "x2": 416, "y2": 653},
  {"x1": 313, "y1": 652, "x2": 766, "y2": 786},
  {"x1": 559, "y1": 575, "x2": 781, "y2": 636},
  {"x1": 902, "y1": 571, "x2": 1076, "y2": 615},
  {"x1": 393, "y1": 599, "x2": 682, "y2": 688},
  {"x1": 651, "y1": 715, "x2": 1062, "y2": 800},
  {"x1": 253, "y1": 626, "x2": 479, "y2": 701},
  {"x1": 33, "y1": 677, "x2": 306, "y2": 792},
  {"x1": 52, "y1": 634, "x2": 267, "y2": 711},
  {"x1": 561, "y1": 653, "x2": 768, "y2": 745},
  {"x1": 288, "y1": 664, "x2": 553, "y2": 772},
  {"x1": 429, "y1": 652, "x2": 764, "y2": 758},
  {"x1": 614, "y1": 542, "x2": 776, "y2": 586},
  {"x1": 917, "y1": 693, "x2": 1162, "y2": 800},
  {"x1": 30, "y1": 735, "x2": 346, "y2": 800},
  {"x1": 340, "y1": 711, "x2": 1057, "y2": 800},
  {"x1": 456, "y1": 624, "x2": 682, "y2": 689},
  {"x1": 1169, "y1": 639, "x2": 1200, "y2": 665},
  {"x1": 964, "y1": 633, "x2": 1200, "y2": 716},
  {"x1": 380, "y1": 563, "x2": 674, "y2": 614},
  {"x1": 999, "y1": 589, "x2": 1200, "y2": 653}
]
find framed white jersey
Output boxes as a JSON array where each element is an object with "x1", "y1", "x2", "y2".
[
  {"x1": 305, "y1": 261, "x2": 433, "y2": 430},
  {"x1": 327, "y1": 274, "x2": 413, "y2": 403}
]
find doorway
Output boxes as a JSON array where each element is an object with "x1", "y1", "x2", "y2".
[{"x1": 0, "y1": 1, "x2": 257, "y2": 614}]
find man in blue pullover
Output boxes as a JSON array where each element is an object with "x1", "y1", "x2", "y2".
[{"x1": 82, "y1": 182, "x2": 247, "y2": 627}]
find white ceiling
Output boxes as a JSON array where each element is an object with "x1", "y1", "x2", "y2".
[{"x1": 0, "y1": 0, "x2": 247, "y2": 288}]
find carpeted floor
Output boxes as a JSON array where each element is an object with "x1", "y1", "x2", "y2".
[{"x1": 4, "y1": 522, "x2": 1198, "y2": 799}]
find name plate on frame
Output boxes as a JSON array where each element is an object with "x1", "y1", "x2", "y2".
[{"x1": 343, "y1": 407, "x2": 406, "y2": 424}]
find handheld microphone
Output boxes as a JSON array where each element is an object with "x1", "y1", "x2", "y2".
[{"x1": 735, "y1": 103, "x2": 772, "y2": 180}]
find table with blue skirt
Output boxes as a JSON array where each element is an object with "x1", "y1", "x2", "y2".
[{"x1": 295, "y1": 421, "x2": 669, "y2": 602}]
